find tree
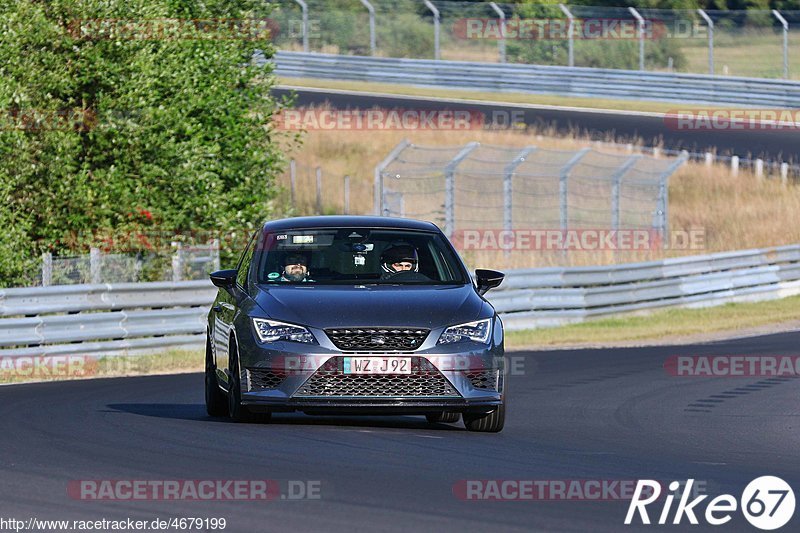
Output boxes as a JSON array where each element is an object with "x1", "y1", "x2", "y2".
[{"x1": 0, "y1": 0, "x2": 288, "y2": 286}]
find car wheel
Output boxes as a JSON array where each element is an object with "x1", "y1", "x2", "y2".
[
  {"x1": 426, "y1": 411, "x2": 461, "y2": 423},
  {"x1": 205, "y1": 335, "x2": 227, "y2": 417},
  {"x1": 463, "y1": 401, "x2": 505, "y2": 433},
  {"x1": 227, "y1": 342, "x2": 257, "y2": 423}
]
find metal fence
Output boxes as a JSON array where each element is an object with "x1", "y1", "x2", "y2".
[
  {"x1": 273, "y1": 50, "x2": 800, "y2": 107},
  {"x1": 40, "y1": 242, "x2": 220, "y2": 286},
  {"x1": 2, "y1": 244, "x2": 798, "y2": 356},
  {"x1": 493, "y1": 243, "x2": 800, "y2": 330},
  {"x1": 0, "y1": 281, "x2": 213, "y2": 357},
  {"x1": 275, "y1": 160, "x2": 370, "y2": 216},
  {"x1": 272, "y1": 1, "x2": 800, "y2": 80},
  {"x1": 375, "y1": 140, "x2": 686, "y2": 238}
]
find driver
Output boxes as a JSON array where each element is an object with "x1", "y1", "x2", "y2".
[
  {"x1": 281, "y1": 253, "x2": 313, "y2": 282},
  {"x1": 380, "y1": 244, "x2": 419, "y2": 279}
]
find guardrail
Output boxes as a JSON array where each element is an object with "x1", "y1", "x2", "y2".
[
  {"x1": 0, "y1": 281, "x2": 215, "y2": 357},
  {"x1": 1, "y1": 244, "x2": 799, "y2": 356},
  {"x1": 273, "y1": 51, "x2": 800, "y2": 108},
  {"x1": 493, "y1": 244, "x2": 800, "y2": 330}
]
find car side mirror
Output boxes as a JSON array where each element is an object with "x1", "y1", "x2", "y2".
[
  {"x1": 210, "y1": 269, "x2": 237, "y2": 290},
  {"x1": 475, "y1": 269, "x2": 504, "y2": 295}
]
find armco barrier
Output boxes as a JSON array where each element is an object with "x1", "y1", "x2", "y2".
[
  {"x1": 272, "y1": 51, "x2": 800, "y2": 108},
  {"x1": 0, "y1": 281, "x2": 216, "y2": 357},
  {"x1": 1, "y1": 244, "x2": 799, "y2": 356},
  {"x1": 493, "y1": 244, "x2": 800, "y2": 330}
]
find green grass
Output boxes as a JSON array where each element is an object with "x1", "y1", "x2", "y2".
[
  {"x1": 277, "y1": 76, "x2": 738, "y2": 114},
  {"x1": 505, "y1": 294, "x2": 800, "y2": 349},
  {"x1": 680, "y1": 31, "x2": 798, "y2": 80}
]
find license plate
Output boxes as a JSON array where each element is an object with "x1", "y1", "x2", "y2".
[{"x1": 343, "y1": 357, "x2": 411, "y2": 375}]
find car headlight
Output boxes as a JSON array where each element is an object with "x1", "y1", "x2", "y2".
[
  {"x1": 437, "y1": 318, "x2": 492, "y2": 345},
  {"x1": 252, "y1": 318, "x2": 317, "y2": 344}
]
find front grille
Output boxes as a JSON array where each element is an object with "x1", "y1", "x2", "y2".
[
  {"x1": 325, "y1": 328, "x2": 429, "y2": 352},
  {"x1": 294, "y1": 356, "x2": 459, "y2": 398},
  {"x1": 246, "y1": 369, "x2": 286, "y2": 391},
  {"x1": 464, "y1": 370, "x2": 499, "y2": 391}
]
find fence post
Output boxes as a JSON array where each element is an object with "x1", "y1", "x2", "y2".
[
  {"x1": 755, "y1": 159, "x2": 764, "y2": 181},
  {"x1": 611, "y1": 155, "x2": 642, "y2": 233},
  {"x1": 559, "y1": 148, "x2": 591, "y2": 232},
  {"x1": 698, "y1": 9, "x2": 714, "y2": 75},
  {"x1": 424, "y1": 0, "x2": 440, "y2": 60},
  {"x1": 656, "y1": 153, "x2": 688, "y2": 238},
  {"x1": 444, "y1": 142, "x2": 479, "y2": 238},
  {"x1": 289, "y1": 159, "x2": 297, "y2": 209},
  {"x1": 374, "y1": 139, "x2": 411, "y2": 216},
  {"x1": 359, "y1": 0, "x2": 376, "y2": 56},
  {"x1": 503, "y1": 147, "x2": 536, "y2": 234},
  {"x1": 315, "y1": 166, "x2": 323, "y2": 214},
  {"x1": 731, "y1": 155, "x2": 739, "y2": 177},
  {"x1": 212, "y1": 238, "x2": 221, "y2": 271},
  {"x1": 42, "y1": 252, "x2": 52, "y2": 287},
  {"x1": 294, "y1": 0, "x2": 309, "y2": 52},
  {"x1": 705, "y1": 152, "x2": 714, "y2": 167},
  {"x1": 558, "y1": 4, "x2": 574, "y2": 67},
  {"x1": 172, "y1": 242, "x2": 184, "y2": 282},
  {"x1": 628, "y1": 7, "x2": 645, "y2": 71},
  {"x1": 773, "y1": 10, "x2": 789, "y2": 79},
  {"x1": 781, "y1": 162, "x2": 789, "y2": 187},
  {"x1": 90, "y1": 247, "x2": 101, "y2": 284},
  {"x1": 489, "y1": 2, "x2": 506, "y2": 63},
  {"x1": 134, "y1": 254, "x2": 144, "y2": 282},
  {"x1": 343, "y1": 175, "x2": 350, "y2": 214}
]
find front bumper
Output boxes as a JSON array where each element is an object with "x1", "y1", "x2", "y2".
[
  {"x1": 237, "y1": 327, "x2": 504, "y2": 415},
  {"x1": 244, "y1": 397, "x2": 502, "y2": 416}
]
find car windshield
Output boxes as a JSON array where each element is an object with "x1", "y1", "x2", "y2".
[{"x1": 255, "y1": 228, "x2": 467, "y2": 285}]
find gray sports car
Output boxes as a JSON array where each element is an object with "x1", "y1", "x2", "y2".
[{"x1": 205, "y1": 216, "x2": 506, "y2": 432}]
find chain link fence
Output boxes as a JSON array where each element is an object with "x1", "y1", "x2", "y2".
[
  {"x1": 376, "y1": 140, "x2": 686, "y2": 238},
  {"x1": 272, "y1": 1, "x2": 800, "y2": 79},
  {"x1": 39, "y1": 242, "x2": 220, "y2": 286},
  {"x1": 274, "y1": 159, "x2": 373, "y2": 217}
]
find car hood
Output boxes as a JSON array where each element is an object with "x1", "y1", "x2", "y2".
[{"x1": 252, "y1": 284, "x2": 482, "y2": 329}]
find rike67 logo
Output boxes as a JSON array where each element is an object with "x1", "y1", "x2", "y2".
[{"x1": 625, "y1": 477, "x2": 795, "y2": 530}]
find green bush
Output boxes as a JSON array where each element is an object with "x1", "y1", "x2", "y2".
[
  {"x1": 0, "y1": 0, "x2": 289, "y2": 287},
  {"x1": 378, "y1": 13, "x2": 436, "y2": 58},
  {"x1": 506, "y1": 15, "x2": 687, "y2": 70}
]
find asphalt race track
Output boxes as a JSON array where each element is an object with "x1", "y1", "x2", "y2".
[
  {"x1": 2, "y1": 331, "x2": 798, "y2": 532},
  {"x1": 272, "y1": 86, "x2": 800, "y2": 163}
]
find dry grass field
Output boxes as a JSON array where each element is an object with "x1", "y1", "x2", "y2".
[{"x1": 274, "y1": 125, "x2": 800, "y2": 270}]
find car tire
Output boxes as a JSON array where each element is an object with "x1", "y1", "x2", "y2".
[
  {"x1": 227, "y1": 342, "x2": 258, "y2": 423},
  {"x1": 205, "y1": 335, "x2": 228, "y2": 417},
  {"x1": 426, "y1": 411, "x2": 461, "y2": 423},
  {"x1": 463, "y1": 402, "x2": 505, "y2": 433}
]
